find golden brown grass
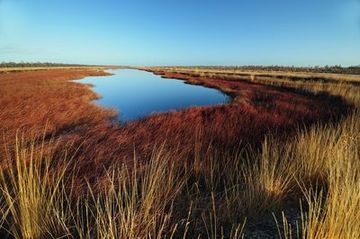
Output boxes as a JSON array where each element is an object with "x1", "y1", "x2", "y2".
[
  {"x1": 150, "y1": 67, "x2": 360, "y2": 83},
  {"x1": 274, "y1": 110, "x2": 360, "y2": 239},
  {"x1": 2, "y1": 110, "x2": 357, "y2": 238},
  {"x1": 0, "y1": 115, "x2": 358, "y2": 238},
  {"x1": 0, "y1": 135, "x2": 249, "y2": 238},
  {"x1": 0, "y1": 67, "x2": 359, "y2": 238},
  {"x1": 143, "y1": 67, "x2": 360, "y2": 238},
  {"x1": 0, "y1": 134, "x2": 72, "y2": 238}
]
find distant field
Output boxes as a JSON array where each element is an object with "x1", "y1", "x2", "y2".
[
  {"x1": 148, "y1": 66, "x2": 360, "y2": 83},
  {"x1": 0, "y1": 66, "x2": 359, "y2": 238},
  {"x1": 161, "y1": 65, "x2": 360, "y2": 75}
]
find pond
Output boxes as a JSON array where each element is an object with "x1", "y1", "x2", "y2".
[{"x1": 79, "y1": 69, "x2": 230, "y2": 122}]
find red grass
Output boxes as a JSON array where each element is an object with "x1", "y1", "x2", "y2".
[
  {"x1": 0, "y1": 69, "x2": 115, "y2": 147},
  {"x1": 56, "y1": 70, "x2": 348, "y2": 185},
  {"x1": 0, "y1": 68, "x2": 348, "y2": 185}
]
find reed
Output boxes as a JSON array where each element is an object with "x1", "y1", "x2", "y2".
[
  {"x1": 0, "y1": 134, "x2": 72, "y2": 239},
  {"x1": 0, "y1": 67, "x2": 359, "y2": 237},
  {"x1": 276, "y1": 110, "x2": 360, "y2": 239}
]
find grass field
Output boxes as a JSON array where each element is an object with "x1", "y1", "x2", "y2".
[{"x1": 0, "y1": 66, "x2": 359, "y2": 238}]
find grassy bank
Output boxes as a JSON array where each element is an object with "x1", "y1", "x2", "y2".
[
  {"x1": 0, "y1": 68, "x2": 116, "y2": 148},
  {"x1": 1, "y1": 111, "x2": 358, "y2": 238},
  {"x1": 0, "y1": 67, "x2": 358, "y2": 238}
]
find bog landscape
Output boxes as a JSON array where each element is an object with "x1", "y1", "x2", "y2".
[{"x1": 0, "y1": 1, "x2": 359, "y2": 238}]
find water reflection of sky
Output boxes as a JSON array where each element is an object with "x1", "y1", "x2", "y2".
[{"x1": 80, "y1": 69, "x2": 229, "y2": 122}]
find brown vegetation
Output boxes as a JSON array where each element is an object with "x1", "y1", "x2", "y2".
[
  {"x1": 0, "y1": 68, "x2": 115, "y2": 146},
  {"x1": 172, "y1": 65, "x2": 360, "y2": 75},
  {"x1": 52, "y1": 68, "x2": 347, "y2": 184},
  {"x1": 0, "y1": 67, "x2": 349, "y2": 186},
  {"x1": 0, "y1": 66, "x2": 358, "y2": 238}
]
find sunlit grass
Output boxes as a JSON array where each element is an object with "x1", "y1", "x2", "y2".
[
  {"x1": 0, "y1": 134, "x2": 72, "y2": 239},
  {"x1": 0, "y1": 67, "x2": 359, "y2": 237},
  {"x1": 0, "y1": 109, "x2": 358, "y2": 238}
]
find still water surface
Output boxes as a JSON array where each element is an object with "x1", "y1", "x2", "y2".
[{"x1": 80, "y1": 69, "x2": 229, "y2": 122}]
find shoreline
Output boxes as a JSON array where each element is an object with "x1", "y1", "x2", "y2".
[
  {"x1": 56, "y1": 67, "x2": 350, "y2": 180},
  {"x1": 0, "y1": 67, "x2": 356, "y2": 237},
  {"x1": 0, "y1": 67, "x2": 350, "y2": 181}
]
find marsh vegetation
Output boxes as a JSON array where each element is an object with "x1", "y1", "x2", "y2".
[{"x1": 0, "y1": 66, "x2": 359, "y2": 238}]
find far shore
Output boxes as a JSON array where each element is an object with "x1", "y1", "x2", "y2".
[{"x1": 0, "y1": 65, "x2": 124, "y2": 73}]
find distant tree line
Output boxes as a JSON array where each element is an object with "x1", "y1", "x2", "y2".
[
  {"x1": 181, "y1": 65, "x2": 360, "y2": 75},
  {"x1": 0, "y1": 62, "x2": 90, "y2": 68}
]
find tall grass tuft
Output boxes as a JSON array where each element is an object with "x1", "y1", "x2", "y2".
[
  {"x1": 299, "y1": 110, "x2": 360, "y2": 239},
  {"x1": 0, "y1": 134, "x2": 72, "y2": 239},
  {"x1": 276, "y1": 110, "x2": 360, "y2": 239},
  {"x1": 81, "y1": 148, "x2": 186, "y2": 238}
]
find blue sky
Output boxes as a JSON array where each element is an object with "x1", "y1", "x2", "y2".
[{"x1": 0, "y1": 0, "x2": 359, "y2": 66}]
